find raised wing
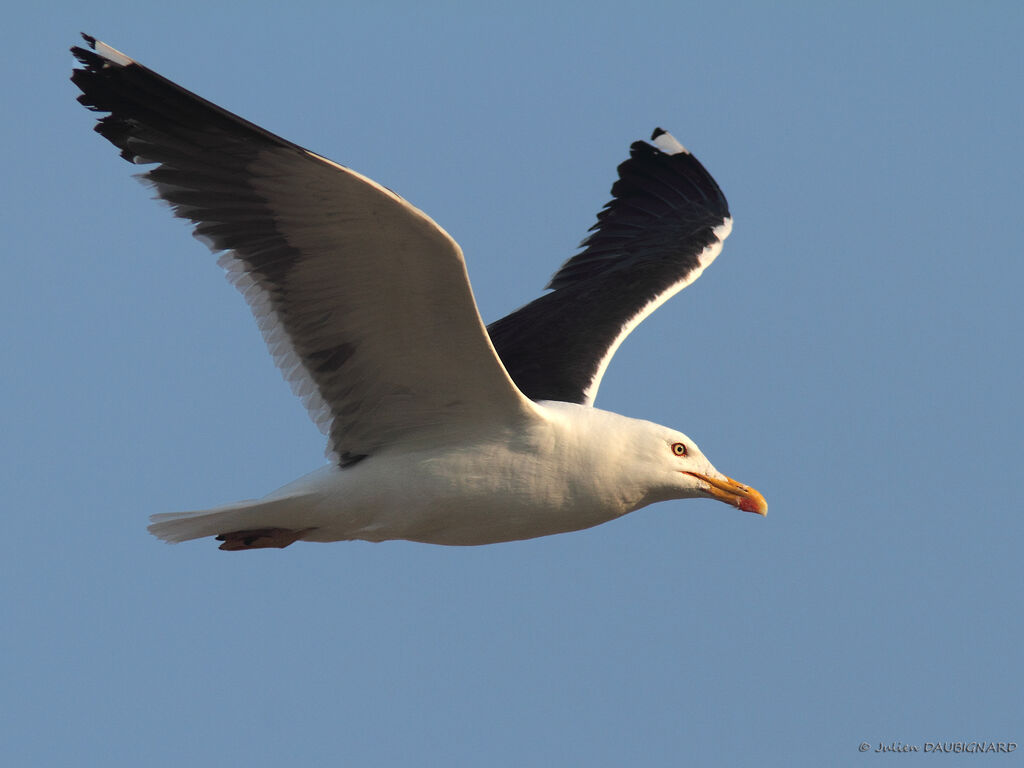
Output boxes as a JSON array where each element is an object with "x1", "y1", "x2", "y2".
[
  {"x1": 486, "y1": 129, "x2": 732, "y2": 405},
  {"x1": 71, "y1": 35, "x2": 534, "y2": 464}
]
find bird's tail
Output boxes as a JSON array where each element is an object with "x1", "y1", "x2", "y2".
[{"x1": 148, "y1": 493, "x2": 315, "y2": 545}]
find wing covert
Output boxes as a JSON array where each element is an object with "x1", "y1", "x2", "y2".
[
  {"x1": 487, "y1": 128, "x2": 732, "y2": 405},
  {"x1": 72, "y1": 35, "x2": 534, "y2": 463}
]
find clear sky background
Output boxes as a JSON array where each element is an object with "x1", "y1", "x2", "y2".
[{"x1": 3, "y1": 2, "x2": 1022, "y2": 766}]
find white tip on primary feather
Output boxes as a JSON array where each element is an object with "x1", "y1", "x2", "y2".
[
  {"x1": 92, "y1": 38, "x2": 134, "y2": 67},
  {"x1": 651, "y1": 129, "x2": 688, "y2": 156}
]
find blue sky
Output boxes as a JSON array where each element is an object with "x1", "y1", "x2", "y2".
[{"x1": 3, "y1": 2, "x2": 1022, "y2": 765}]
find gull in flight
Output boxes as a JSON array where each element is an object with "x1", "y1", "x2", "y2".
[{"x1": 71, "y1": 34, "x2": 766, "y2": 550}]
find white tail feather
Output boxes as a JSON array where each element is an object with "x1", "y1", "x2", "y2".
[{"x1": 148, "y1": 494, "x2": 314, "y2": 543}]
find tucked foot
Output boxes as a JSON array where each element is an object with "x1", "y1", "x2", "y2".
[{"x1": 216, "y1": 527, "x2": 312, "y2": 551}]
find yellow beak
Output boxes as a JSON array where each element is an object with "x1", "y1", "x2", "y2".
[{"x1": 682, "y1": 472, "x2": 767, "y2": 516}]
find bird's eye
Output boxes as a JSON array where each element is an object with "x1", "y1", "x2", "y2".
[{"x1": 671, "y1": 442, "x2": 688, "y2": 457}]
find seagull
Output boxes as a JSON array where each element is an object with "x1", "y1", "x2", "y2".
[{"x1": 71, "y1": 34, "x2": 766, "y2": 550}]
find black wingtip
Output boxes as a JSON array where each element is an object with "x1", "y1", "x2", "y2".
[
  {"x1": 650, "y1": 127, "x2": 666, "y2": 141},
  {"x1": 70, "y1": 33, "x2": 100, "y2": 69}
]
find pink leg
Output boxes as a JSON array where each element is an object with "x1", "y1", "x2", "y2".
[{"x1": 215, "y1": 527, "x2": 313, "y2": 551}]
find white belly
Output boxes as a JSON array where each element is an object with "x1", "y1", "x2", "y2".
[{"x1": 277, "y1": 440, "x2": 636, "y2": 546}]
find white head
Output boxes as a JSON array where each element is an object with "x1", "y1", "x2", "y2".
[
  {"x1": 554, "y1": 403, "x2": 767, "y2": 517},
  {"x1": 634, "y1": 424, "x2": 767, "y2": 515}
]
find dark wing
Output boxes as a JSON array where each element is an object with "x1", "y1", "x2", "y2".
[
  {"x1": 486, "y1": 129, "x2": 732, "y2": 405},
  {"x1": 71, "y1": 35, "x2": 535, "y2": 465}
]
